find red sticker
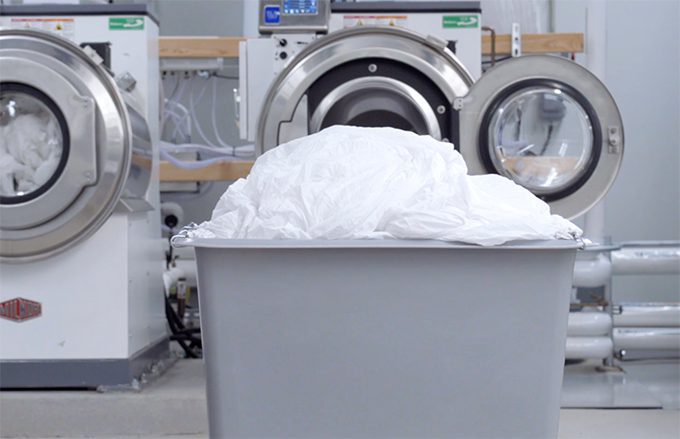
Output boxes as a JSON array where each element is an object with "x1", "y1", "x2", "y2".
[{"x1": 0, "y1": 298, "x2": 42, "y2": 322}]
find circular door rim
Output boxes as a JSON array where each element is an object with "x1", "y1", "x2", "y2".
[
  {"x1": 256, "y1": 26, "x2": 474, "y2": 154},
  {"x1": 458, "y1": 55, "x2": 624, "y2": 219},
  {"x1": 0, "y1": 29, "x2": 132, "y2": 262}
]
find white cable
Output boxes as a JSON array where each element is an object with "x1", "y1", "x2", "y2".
[
  {"x1": 164, "y1": 100, "x2": 192, "y2": 141},
  {"x1": 163, "y1": 110, "x2": 190, "y2": 142}
]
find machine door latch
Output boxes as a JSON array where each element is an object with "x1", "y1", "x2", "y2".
[{"x1": 607, "y1": 125, "x2": 622, "y2": 154}]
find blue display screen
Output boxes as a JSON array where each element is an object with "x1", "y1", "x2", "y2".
[{"x1": 283, "y1": 0, "x2": 318, "y2": 15}]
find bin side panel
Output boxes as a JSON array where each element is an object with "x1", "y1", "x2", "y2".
[{"x1": 196, "y1": 246, "x2": 575, "y2": 438}]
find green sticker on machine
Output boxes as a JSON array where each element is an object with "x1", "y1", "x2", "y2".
[
  {"x1": 443, "y1": 15, "x2": 479, "y2": 28},
  {"x1": 109, "y1": 17, "x2": 144, "y2": 31}
]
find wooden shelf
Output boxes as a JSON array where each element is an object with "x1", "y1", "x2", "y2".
[
  {"x1": 482, "y1": 33, "x2": 583, "y2": 55},
  {"x1": 159, "y1": 33, "x2": 584, "y2": 59},
  {"x1": 160, "y1": 160, "x2": 254, "y2": 182},
  {"x1": 159, "y1": 36, "x2": 244, "y2": 59}
]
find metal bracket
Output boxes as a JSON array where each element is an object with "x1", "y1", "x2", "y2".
[
  {"x1": 607, "y1": 126, "x2": 622, "y2": 153},
  {"x1": 453, "y1": 98, "x2": 464, "y2": 111},
  {"x1": 511, "y1": 23, "x2": 522, "y2": 57},
  {"x1": 82, "y1": 45, "x2": 104, "y2": 65},
  {"x1": 115, "y1": 72, "x2": 137, "y2": 93},
  {"x1": 115, "y1": 197, "x2": 155, "y2": 214},
  {"x1": 425, "y1": 34, "x2": 448, "y2": 50}
]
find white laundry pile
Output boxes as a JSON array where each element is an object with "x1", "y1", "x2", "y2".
[
  {"x1": 0, "y1": 113, "x2": 62, "y2": 197},
  {"x1": 189, "y1": 126, "x2": 581, "y2": 246}
]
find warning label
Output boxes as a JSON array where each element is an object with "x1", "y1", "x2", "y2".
[
  {"x1": 9, "y1": 18, "x2": 75, "y2": 41},
  {"x1": 343, "y1": 15, "x2": 408, "y2": 28}
]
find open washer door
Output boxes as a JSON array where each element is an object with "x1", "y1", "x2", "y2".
[
  {"x1": 257, "y1": 26, "x2": 474, "y2": 154},
  {"x1": 459, "y1": 55, "x2": 624, "y2": 219},
  {"x1": 0, "y1": 29, "x2": 152, "y2": 261}
]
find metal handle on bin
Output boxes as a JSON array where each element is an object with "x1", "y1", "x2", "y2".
[{"x1": 171, "y1": 224, "x2": 198, "y2": 248}]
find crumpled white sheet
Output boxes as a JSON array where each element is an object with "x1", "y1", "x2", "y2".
[
  {"x1": 0, "y1": 113, "x2": 62, "y2": 197},
  {"x1": 189, "y1": 126, "x2": 582, "y2": 246}
]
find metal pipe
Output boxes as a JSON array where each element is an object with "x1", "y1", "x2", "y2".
[
  {"x1": 614, "y1": 303, "x2": 680, "y2": 327},
  {"x1": 611, "y1": 245, "x2": 680, "y2": 275},
  {"x1": 481, "y1": 26, "x2": 496, "y2": 66},
  {"x1": 613, "y1": 328, "x2": 680, "y2": 351},
  {"x1": 565, "y1": 336, "x2": 613, "y2": 360},
  {"x1": 573, "y1": 253, "x2": 612, "y2": 288},
  {"x1": 567, "y1": 312, "x2": 612, "y2": 336}
]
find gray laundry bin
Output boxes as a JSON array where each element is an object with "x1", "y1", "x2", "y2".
[{"x1": 173, "y1": 238, "x2": 578, "y2": 438}]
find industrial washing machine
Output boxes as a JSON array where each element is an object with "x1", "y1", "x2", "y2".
[
  {"x1": 246, "y1": 0, "x2": 624, "y2": 219},
  {"x1": 0, "y1": 3, "x2": 166, "y2": 388},
  {"x1": 239, "y1": 0, "x2": 482, "y2": 144}
]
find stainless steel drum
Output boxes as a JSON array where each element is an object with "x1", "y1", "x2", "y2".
[{"x1": 0, "y1": 29, "x2": 152, "y2": 260}]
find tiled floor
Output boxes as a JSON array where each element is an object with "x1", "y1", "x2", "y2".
[{"x1": 1, "y1": 359, "x2": 678, "y2": 438}]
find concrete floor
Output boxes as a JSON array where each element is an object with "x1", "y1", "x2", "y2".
[{"x1": 1, "y1": 359, "x2": 679, "y2": 438}]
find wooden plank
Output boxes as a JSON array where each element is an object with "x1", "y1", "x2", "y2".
[
  {"x1": 482, "y1": 33, "x2": 584, "y2": 56},
  {"x1": 159, "y1": 37, "x2": 244, "y2": 58},
  {"x1": 159, "y1": 160, "x2": 254, "y2": 181},
  {"x1": 160, "y1": 33, "x2": 583, "y2": 59}
]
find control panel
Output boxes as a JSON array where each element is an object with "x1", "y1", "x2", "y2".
[{"x1": 259, "y1": 0, "x2": 330, "y2": 34}]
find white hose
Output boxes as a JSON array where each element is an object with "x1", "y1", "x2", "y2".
[
  {"x1": 161, "y1": 141, "x2": 253, "y2": 156},
  {"x1": 163, "y1": 108, "x2": 190, "y2": 141},
  {"x1": 160, "y1": 149, "x2": 240, "y2": 170}
]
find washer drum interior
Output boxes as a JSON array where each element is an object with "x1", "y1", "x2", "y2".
[{"x1": 0, "y1": 29, "x2": 153, "y2": 261}]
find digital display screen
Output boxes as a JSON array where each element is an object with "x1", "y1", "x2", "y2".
[{"x1": 283, "y1": 0, "x2": 318, "y2": 15}]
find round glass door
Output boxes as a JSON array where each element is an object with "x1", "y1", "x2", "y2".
[
  {"x1": 485, "y1": 83, "x2": 598, "y2": 199},
  {"x1": 0, "y1": 83, "x2": 69, "y2": 204},
  {"x1": 459, "y1": 55, "x2": 624, "y2": 219}
]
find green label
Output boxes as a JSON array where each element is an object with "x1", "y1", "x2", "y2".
[
  {"x1": 443, "y1": 15, "x2": 479, "y2": 28},
  {"x1": 109, "y1": 17, "x2": 144, "y2": 31}
]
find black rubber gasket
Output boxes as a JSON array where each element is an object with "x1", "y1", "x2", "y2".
[
  {"x1": 0, "y1": 82, "x2": 71, "y2": 205},
  {"x1": 306, "y1": 58, "x2": 456, "y2": 145},
  {"x1": 478, "y1": 79, "x2": 602, "y2": 202}
]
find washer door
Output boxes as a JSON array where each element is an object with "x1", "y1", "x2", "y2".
[
  {"x1": 0, "y1": 29, "x2": 150, "y2": 261},
  {"x1": 459, "y1": 55, "x2": 624, "y2": 219},
  {"x1": 257, "y1": 26, "x2": 474, "y2": 153}
]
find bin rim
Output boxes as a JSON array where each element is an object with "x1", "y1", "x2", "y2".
[{"x1": 172, "y1": 236, "x2": 581, "y2": 251}]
